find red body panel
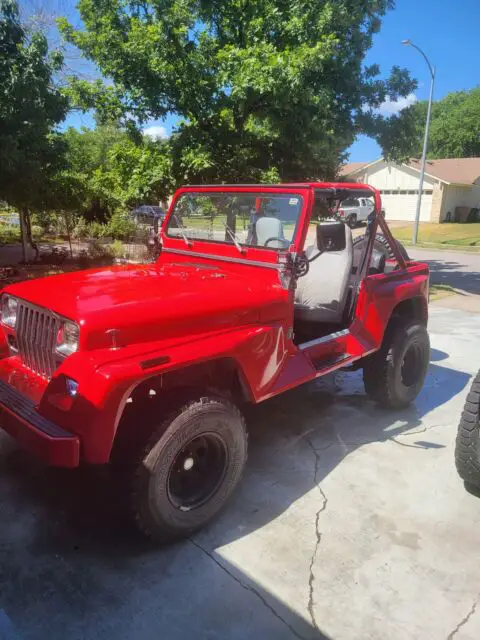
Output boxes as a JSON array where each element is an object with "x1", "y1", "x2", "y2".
[{"x1": 0, "y1": 183, "x2": 429, "y2": 466}]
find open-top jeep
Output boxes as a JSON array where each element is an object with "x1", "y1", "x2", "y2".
[{"x1": 0, "y1": 182, "x2": 430, "y2": 541}]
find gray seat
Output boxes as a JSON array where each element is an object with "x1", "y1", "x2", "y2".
[
  {"x1": 294, "y1": 223, "x2": 353, "y2": 324},
  {"x1": 255, "y1": 217, "x2": 286, "y2": 248}
]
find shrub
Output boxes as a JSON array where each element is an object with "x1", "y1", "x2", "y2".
[
  {"x1": 0, "y1": 224, "x2": 20, "y2": 245},
  {"x1": 73, "y1": 217, "x2": 89, "y2": 239},
  {"x1": 108, "y1": 239, "x2": 126, "y2": 259},
  {"x1": 31, "y1": 225, "x2": 42, "y2": 239},
  {"x1": 107, "y1": 209, "x2": 136, "y2": 240},
  {"x1": 88, "y1": 221, "x2": 108, "y2": 239}
]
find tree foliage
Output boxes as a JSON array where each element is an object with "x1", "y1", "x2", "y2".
[
  {"x1": 60, "y1": 124, "x2": 173, "y2": 219},
  {"x1": 378, "y1": 87, "x2": 480, "y2": 161},
  {"x1": 0, "y1": 0, "x2": 68, "y2": 212},
  {"x1": 60, "y1": 0, "x2": 416, "y2": 183}
]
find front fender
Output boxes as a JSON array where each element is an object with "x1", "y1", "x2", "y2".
[{"x1": 39, "y1": 324, "x2": 292, "y2": 463}]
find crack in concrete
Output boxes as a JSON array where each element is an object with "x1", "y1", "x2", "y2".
[
  {"x1": 447, "y1": 600, "x2": 478, "y2": 639},
  {"x1": 305, "y1": 421, "x2": 450, "y2": 453},
  {"x1": 189, "y1": 538, "x2": 309, "y2": 640},
  {"x1": 305, "y1": 438, "x2": 329, "y2": 633}
]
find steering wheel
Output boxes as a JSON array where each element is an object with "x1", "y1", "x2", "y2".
[{"x1": 264, "y1": 237, "x2": 289, "y2": 248}]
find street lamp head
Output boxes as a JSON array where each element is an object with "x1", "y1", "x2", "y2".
[{"x1": 402, "y1": 39, "x2": 411, "y2": 45}]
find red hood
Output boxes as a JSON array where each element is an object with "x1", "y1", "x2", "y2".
[{"x1": 5, "y1": 260, "x2": 284, "y2": 349}]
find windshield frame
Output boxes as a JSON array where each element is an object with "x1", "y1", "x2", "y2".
[{"x1": 161, "y1": 185, "x2": 312, "y2": 264}]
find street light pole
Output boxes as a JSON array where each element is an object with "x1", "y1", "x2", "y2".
[{"x1": 402, "y1": 40, "x2": 435, "y2": 245}]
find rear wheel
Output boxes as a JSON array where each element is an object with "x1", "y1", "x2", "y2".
[
  {"x1": 455, "y1": 371, "x2": 480, "y2": 489},
  {"x1": 363, "y1": 320, "x2": 430, "y2": 409},
  {"x1": 130, "y1": 396, "x2": 248, "y2": 542},
  {"x1": 346, "y1": 213, "x2": 357, "y2": 228}
]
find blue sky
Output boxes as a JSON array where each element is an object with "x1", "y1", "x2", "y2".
[
  {"x1": 21, "y1": 0, "x2": 480, "y2": 161},
  {"x1": 349, "y1": 0, "x2": 480, "y2": 162}
]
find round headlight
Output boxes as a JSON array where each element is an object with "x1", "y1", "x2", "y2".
[
  {"x1": 1, "y1": 295, "x2": 18, "y2": 329},
  {"x1": 56, "y1": 321, "x2": 80, "y2": 357}
]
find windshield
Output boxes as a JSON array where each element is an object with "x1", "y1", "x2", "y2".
[{"x1": 166, "y1": 192, "x2": 303, "y2": 250}]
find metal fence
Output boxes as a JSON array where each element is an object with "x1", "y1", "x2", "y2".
[{"x1": 29, "y1": 226, "x2": 158, "y2": 267}]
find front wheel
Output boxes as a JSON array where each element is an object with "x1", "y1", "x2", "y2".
[
  {"x1": 130, "y1": 396, "x2": 248, "y2": 542},
  {"x1": 363, "y1": 320, "x2": 430, "y2": 409},
  {"x1": 455, "y1": 371, "x2": 480, "y2": 489}
]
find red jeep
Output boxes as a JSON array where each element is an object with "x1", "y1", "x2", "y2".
[{"x1": 0, "y1": 183, "x2": 430, "y2": 541}]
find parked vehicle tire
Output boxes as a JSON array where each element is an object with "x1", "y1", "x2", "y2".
[
  {"x1": 353, "y1": 234, "x2": 410, "y2": 261},
  {"x1": 130, "y1": 396, "x2": 248, "y2": 542},
  {"x1": 363, "y1": 320, "x2": 430, "y2": 409},
  {"x1": 455, "y1": 370, "x2": 480, "y2": 490},
  {"x1": 346, "y1": 213, "x2": 357, "y2": 228}
]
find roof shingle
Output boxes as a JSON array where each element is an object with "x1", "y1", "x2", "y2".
[
  {"x1": 408, "y1": 158, "x2": 480, "y2": 185},
  {"x1": 340, "y1": 157, "x2": 480, "y2": 185}
]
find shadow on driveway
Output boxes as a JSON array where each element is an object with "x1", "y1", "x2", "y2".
[
  {"x1": 0, "y1": 350, "x2": 471, "y2": 640},
  {"x1": 422, "y1": 258, "x2": 480, "y2": 295}
]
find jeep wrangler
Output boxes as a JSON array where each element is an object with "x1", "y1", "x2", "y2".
[{"x1": 0, "y1": 182, "x2": 430, "y2": 541}]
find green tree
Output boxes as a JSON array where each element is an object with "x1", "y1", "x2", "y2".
[
  {"x1": 378, "y1": 88, "x2": 480, "y2": 161},
  {"x1": 59, "y1": 0, "x2": 416, "y2": 184},
  {"x1": 102, "y1": 136, "x2": 173, "y2": 207},
  {"x1": 60, "y1": 124, "x2": 173, "y2": 218},
  {"x1": 0, "y1": 0, "x2": 68, "y2": 257},
  {"x1": 60, "y1": 123, "x2": 129, "y2": 220}
]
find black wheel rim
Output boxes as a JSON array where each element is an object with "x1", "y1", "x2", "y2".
[
  {"x1": 167, "y1": 433, "x2": 228, "y2": 511},
  {"x1": 401, "y1": 344, "x2": 422, "y2": 387}
]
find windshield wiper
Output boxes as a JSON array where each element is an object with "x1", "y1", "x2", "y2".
[
  {"x1": 222, "y1": 222, "x2": 243, "y2": 254},
  {"x1": 173, "y1": 213, "x2": 191, "y2": 247}
]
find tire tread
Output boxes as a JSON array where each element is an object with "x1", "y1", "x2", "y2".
[
  {"x1": 363, "y1": 319, "x2": 429, "y2": 409},
  {"x1": 455, "y1": 371, "x2": 480, "y2": 486},
  {"x1": 130, "y1": 396, "x2": 248, "y2": 542}
]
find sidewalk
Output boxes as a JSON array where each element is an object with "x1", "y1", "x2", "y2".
[{"x1": 431, "y1": 290, "x2": 480, "y2": 313}]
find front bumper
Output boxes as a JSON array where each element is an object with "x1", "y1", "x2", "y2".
[{"x1": 0, "y1": 379, "x2": 80, "y2": 468}]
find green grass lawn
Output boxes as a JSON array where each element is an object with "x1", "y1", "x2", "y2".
[
  {"x1": 392, "y1": 223, "x2": 480, "y2": 248},
  {"x1": 429, "y1": 283, "x2": 457, "y2": 301}
]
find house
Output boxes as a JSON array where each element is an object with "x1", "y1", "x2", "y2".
[{"x1": 340, "y1": 158, "x2": 480, "y2": 223}]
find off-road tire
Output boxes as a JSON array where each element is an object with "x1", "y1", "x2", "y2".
[
  {"x1": 130, "y1": 396, "x2": 248, "y2": 542},
  {"x1": 455, "y1": 371, "x2": 480, "y2": 489},
  {"x1": 347, "y1": 213, "x2": 357, "y2": 229},
  {"x1": 363, "y1": 320, "x2": 430, "y2": 409},
  {"x1": 353, "y1": 234, "x2": 410, "y2": 261}
]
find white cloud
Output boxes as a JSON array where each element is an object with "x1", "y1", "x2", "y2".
[
  {"x1": 378, "y1": 93, "x2": 417, "y2": 115},
  {"x1": 142, "y1": 125, "x2": 169, "y2": 140}
]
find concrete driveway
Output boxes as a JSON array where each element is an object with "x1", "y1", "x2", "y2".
[{"x1": 1, "y1": 305, "x2": 480, "y2": 640}]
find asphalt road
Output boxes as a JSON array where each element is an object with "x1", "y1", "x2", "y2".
[
  {"x1": 1, "y1": 305, "x2": 480, "y2": 640},
  {"x1": 407, "y1": 247, "x2": 480, "y2": 295}
]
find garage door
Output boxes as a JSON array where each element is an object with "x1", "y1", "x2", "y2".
[{"x1": 381, "y1": 192, "x2": 432, "y2": 222}]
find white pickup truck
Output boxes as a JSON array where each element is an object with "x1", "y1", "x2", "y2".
[{"x1": 337, "y1": 196, "x2": 375, "y2": 228}]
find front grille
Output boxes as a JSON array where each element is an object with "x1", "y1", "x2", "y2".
[{"x1": 16, "y1": 301, "x2": 60, "y2": 378}]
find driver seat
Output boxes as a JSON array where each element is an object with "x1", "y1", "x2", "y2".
[
  {"x1": 294, "y1": 222, "x2": 353, "y2": 324},
  {"x1": 255, "y1": 217, "x2": 286, "y2": 248}
]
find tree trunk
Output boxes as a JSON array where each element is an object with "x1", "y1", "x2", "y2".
[
  {"x1": 25, "y1": 208, "x2": 39, "y2": 261},
  {"x1": 64, "y1": 212, "x2": 73, "y2": 259},
  {"x1": 19, "y1": 208, "x2": 28, "y2": 263}
]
